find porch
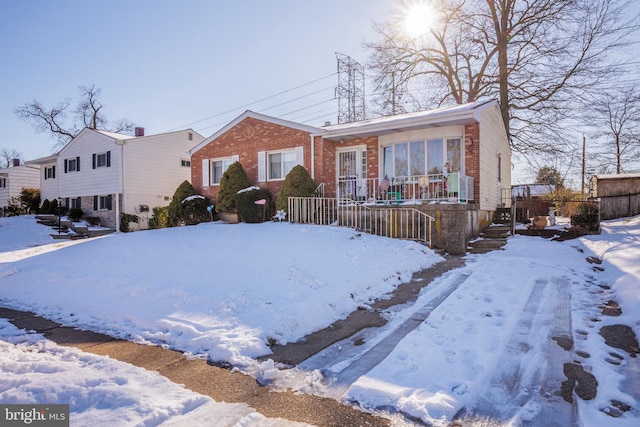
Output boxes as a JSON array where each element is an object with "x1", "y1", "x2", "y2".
[
  {"x1": 288, "y1": 196, "x2": 479, "y2": 255},
  {"x1": 336, "y1": 173, "x2": 474, "y2": 204}
]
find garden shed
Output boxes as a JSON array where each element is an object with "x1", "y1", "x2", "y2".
[{"x1": 589, "y1": 173, "x2": 640, "y2": 220}]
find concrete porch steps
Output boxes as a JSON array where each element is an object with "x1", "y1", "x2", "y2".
[{"x1": 468, "y1": 225, "x2": 511, "y2": 254}]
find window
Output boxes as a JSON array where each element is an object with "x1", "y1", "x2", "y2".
[
  {"x1": 383, "y1": 137, "x2": 459, "y2": 177},
  {"x1": 427, "y1": 139, "x2": 444, "y2": 174},
  {"x1": 446, "y1": 138, "x2": 461, "y2": 172},
  {"x1": 409, "y1": 141, "x2": 425, "y2": 177},
  {"x1": 71, "y1": 197, "x2": 81, "y2": 209},
  {"x1": 258, "y1": 147, "x2": 303, "y2": 182},
  {"x1": 44, "y1": 166, "x2": 56, "y2": 179},
  {"x1": 94, "y1": 195, "x2": 112, "y2": 211},
  {"x1": 188, "y1": 132, "x2": 193, "y2": 141},
  {"x1": 64, "y1": 156, "x2": 80, "y2": 173},
  {"x1": 92, "y1": 151, "x2": 111, "y2": 169},
  {"x1": 181, "y1": 159, "x2": 191, "y2": 167},
  {"x1": 211, "y1": 158, "x2": 233, "y2": 184},
  {"x1": 0, "y1": 178, "x2": 6, "y2": 188},
  {"x1": 268, "y1": 151, "x2": 296, "y2": 180},
  {"x1": 202, "y1": 155, "x2": 238, "y2": 186}
]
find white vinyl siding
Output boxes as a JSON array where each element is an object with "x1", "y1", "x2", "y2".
[
  {"x1": 0, "y1": 166, "x2": 40, "y2": 208},
  {"x1": 478, "y1": 105, "x2": 511, "y2": 211},
  {"x1": 50, "y1": 127, "x2": 204, "y2": 229}
]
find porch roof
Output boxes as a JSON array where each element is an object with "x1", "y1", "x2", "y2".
[{"x1": 319, "y1": 99, "x2": 496, "y2": 141}]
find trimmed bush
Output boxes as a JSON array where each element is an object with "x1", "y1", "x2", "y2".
[
  {"x1": 149, "y1": 206, "x2": 169, "y2": 229},
  {"x1": 41, "y1": 199, "x2": 51, "y2": 214},
  {"x1": 235, "y1": 187, "x2": 275, "y2": 223},
  {"x1": 120, "y1": 213, "x2": 139, "y2": 232},
  {"x1": 168, "y1": 180, "x2": 196, "y2": 226},
  {"x1": 276, "y1": 165, "x2": 317, "y2": 212},
  {"x1": 216, "y1": 161, "x2": 251, "y2": 213},
  {"x1": 182, "y1": 195, "x2": 214, "y2": 225},
  {"x1": 67, "y1": 208, "x2": 84, "y2": 222}
]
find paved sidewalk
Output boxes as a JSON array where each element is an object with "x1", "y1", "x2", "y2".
[{"x1": 0, "y1": 306, "x2": 388, "y2": 427}]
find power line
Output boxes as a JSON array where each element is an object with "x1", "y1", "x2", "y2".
[{"x1": 167, "y1": 72, "x2": 337, "y2": 132}]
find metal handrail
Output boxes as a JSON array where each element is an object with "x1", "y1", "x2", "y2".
[{"x1": 288, "y1": 197, "x2": 435, "y2": 246}]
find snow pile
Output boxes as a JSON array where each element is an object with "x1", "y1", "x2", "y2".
[
  {"x1": 0, "y1": 216, "x2": 440, "y2": 367},
  {"x1": 0, "y1": 319, "x2": 310, "y2": 426}
]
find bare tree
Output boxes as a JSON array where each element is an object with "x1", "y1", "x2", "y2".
[
  {"x1": 589, "y1": 87, "x2": 640, "y2": 174},
  {"x1": 0, "y1": 148, "x2": 23, "y2": 168},
  {"x1": 366, "y1": 0, "x2": 637, "y2": 158},
  {"x1": 15, "y1": 85, "x2": 136, "y2": 149}
]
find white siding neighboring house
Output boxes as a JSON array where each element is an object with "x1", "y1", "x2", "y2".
[
  {"x1": 26, "y1": 127, "x2": 204, "y2": 230},
  {"x1": 0, "y1": 162, "x2": 40, "y2": 214}
]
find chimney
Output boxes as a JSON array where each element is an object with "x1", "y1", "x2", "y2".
[
  {"x1": 134, "y1": 127, "x2": 145, "y2": 137},
  {"x1": 12, "y1": 158, "x2": 20, "y2": 167}
]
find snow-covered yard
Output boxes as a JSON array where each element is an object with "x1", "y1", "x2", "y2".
[{"x1": 1, "y1": 215, "x2": 639, "y2": 426}]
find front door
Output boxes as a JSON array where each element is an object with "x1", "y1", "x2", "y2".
[{"x1": 337, "y1": 147, "x2": 367, "y2": 200}]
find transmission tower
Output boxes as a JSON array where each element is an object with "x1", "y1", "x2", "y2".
[{"x1": 335, "y1": 52, "x2": 366, "y2": 124}]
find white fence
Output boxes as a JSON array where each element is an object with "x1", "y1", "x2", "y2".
[{"x1": 288, "y1": 197, "x2": 435, "y2": 246}]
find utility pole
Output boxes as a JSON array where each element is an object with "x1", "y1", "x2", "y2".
[{"x1": 581, "y1": 134, "x2": 586, "y2": 195}]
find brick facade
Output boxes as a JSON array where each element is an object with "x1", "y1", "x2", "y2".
[
  {"x1": 464, "y1": 123, "x2": 481, "y2": 202},
  {"x1": 192, "y1": 117, "x2": 315, "y2": 201}
]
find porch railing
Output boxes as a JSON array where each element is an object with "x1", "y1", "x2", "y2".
[
  {"x1": 288, "y1": 196, "x2": 435, "y2": 246},
  {"x1": 337, "y1": 173, "x2": 474, "y2": 204}
]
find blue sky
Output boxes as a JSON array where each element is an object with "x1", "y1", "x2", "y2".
[
  {"x1": 1, "y1": 0, "x2": 391, "y2": 159},
  {"x1": 1, "y1": 1, "x2": 638, "y2": 185}
]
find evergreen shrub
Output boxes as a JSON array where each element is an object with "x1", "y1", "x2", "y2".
[
  {"x1": 67, "y1": 208, "x2": 84, "y2": 222},
  {"x1": 149, "y1": 206, "x2": 169, "y2": 229},
  {"x1": 235, "y1": 187, "x2": 275, "y2": 223},
  {"x1": 120, "y1": 213, "x2": 139, "y2": 232},
  {"x1": 276, "y1": 165, "x2": 317, "y2": 212},
  {"x1": 41, "y1": 199, "x2": 51, "y2": 214},
  {"x1": 216, "y1": 161, "x2": 251, "y2": 213}
]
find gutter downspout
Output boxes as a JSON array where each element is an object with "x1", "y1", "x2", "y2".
[
  {"x1": 115, "y1": 140, "x2": 126, "y2": 232},
  {"x1": 309, "y1": 134, "x2": 315, "y2": 180}
]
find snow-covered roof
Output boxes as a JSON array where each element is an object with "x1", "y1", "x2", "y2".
[
  {"x1": 319, "y1": 99, "x2": 497, "y2": 140},
  {"x1": 593, "y1": 173, "x2": 640, "y2": 180},
  {"x1": 95, "y1": 129, "x2": 134, "y2": 140}
]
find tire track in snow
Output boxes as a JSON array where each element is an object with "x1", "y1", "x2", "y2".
[
  {"x1": 299, "y1": 271, "x2": 471, "y2": 400},
  {"x1": 455, "y1": 276, "x2": 575, "y2": 426}
]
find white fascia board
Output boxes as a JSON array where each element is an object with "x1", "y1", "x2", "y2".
[{"x1": 189, "y1": 110, "x2": 323, "y2": 155}]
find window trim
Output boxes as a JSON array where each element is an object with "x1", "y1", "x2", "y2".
[
  {"x1": 64, "y1": 156, "x2": 80, "y2": 173},
  {"x1": 259, "y1": 146, "x2": 303, "y2": 182}
]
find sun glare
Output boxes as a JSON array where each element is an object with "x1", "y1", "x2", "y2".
[{"x1": 403, "y1": 1, "x2": 436, "y2": 38}]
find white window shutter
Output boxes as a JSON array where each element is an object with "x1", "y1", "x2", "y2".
[
  {"x1": 231, "y1": 155, "x2": 239, "y2": 163},
  {"x1": 201, "y1": 159, "x2": 210, "y2": 186},
  {"x1": 258, "y1": 151, "x2": 266, "y2": 182},
  {"x1": 295, "y1": 146, "x2": 304, "y2": 166}
]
